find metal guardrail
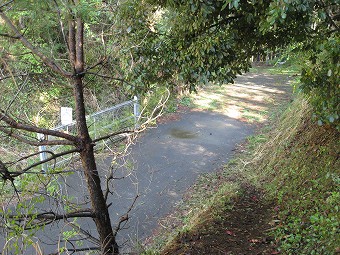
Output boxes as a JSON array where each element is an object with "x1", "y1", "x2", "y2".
[{"x1": 38, "y1": 97, "x2": 140, "y2": 172}]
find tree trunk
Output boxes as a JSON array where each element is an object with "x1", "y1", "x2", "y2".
[
  {"x1": 70, "y1": 16, "x2": 118, "y2": 254},
  {"x1": 73, "y1": 76, "x2": 119, "y2": 254}
]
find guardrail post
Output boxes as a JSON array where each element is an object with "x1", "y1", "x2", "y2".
[
  {"x1": 37, "y1": 133, "x2": 48, "y2": 173},
  {"x1": 133, "y1": 96, "x2": 140, "y2": 129}
]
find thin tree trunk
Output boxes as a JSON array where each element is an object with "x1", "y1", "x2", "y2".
[
  {"x1": 69, "y1": 14, "x2": 118, "y2": 254},
  {"x1": 73, "y1": 76, "x2": 118, "y2": 254}
]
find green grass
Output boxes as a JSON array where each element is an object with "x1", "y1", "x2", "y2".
[
  {"x1": 250, "y1": 61, "x2": 301, "y2": 76},
  {"x1": 253, "y1": 96, "x2": 340, "y2": 254}
]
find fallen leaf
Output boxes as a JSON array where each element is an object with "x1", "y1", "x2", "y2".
[
  {"x1": 226, "y1": 230, "x2": 236, "y2": 236},
  {"x1": 249, "y1": 239, "x2": 261, "y2": 243},
  {"x1": 251, "y1": 195, "x2": 258, "y2": 201},
  {"x1": 271, "y1": 251, "x2": 280, "y2": 254}
]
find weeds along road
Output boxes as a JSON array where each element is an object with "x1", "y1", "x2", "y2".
[{"x1": 0, "y1": 69, "x2": 292, "y2": 254}]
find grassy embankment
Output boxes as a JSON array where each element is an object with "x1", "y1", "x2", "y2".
[{"x1": 143, "y1": 66, "x2": 340, "y2": 255}]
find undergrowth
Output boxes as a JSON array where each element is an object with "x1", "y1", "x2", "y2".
[{"x1": 252, "y1": 95, "x2": 340, "y2": 254}]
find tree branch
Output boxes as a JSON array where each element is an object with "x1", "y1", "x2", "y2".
[
  {"x1": 0, "y1": 158, "x2": 14, "y2": 182},
  {"x1": 0, "y1": 32, "x2": 19, "y2": 39},
  {"x1": 0, "y1": 11, "x2": 72, "y2": 77},
  {"x1": 77, "y1": 58, "x2": 106, "y2": 76},
  {"x1": 0, "y1": 110, "x2": 78, "y2": 142},
  {"x1": 0, "y1": 126, "x2": 74, "y2": 146},
  {"x1": 0, "y1": 72, "x2": 48, "y2": 82},
  {"x1": 67, "y1": 247, "x2": 100, "y2": 253},
  {"x1": 113, "y1": 195, "x2": 139, "y2": 236},
  {"x1": 0, "y1": 0, "x2": 13, "y2": 9},
  {"x1": 85, "y1": 72, "x2": 135, "y2": 87},
  {"x1": 92, "y1": 129, "x2": 134, "y2": 143},
  {"x1": 66, "y1": 221, "x2": 100, "y2": 246},
  {"x1": 14, "y1": 148, "x2": 79, "y2": 176},
  {"x1": 2, "y1": 209, "x2": 95, "y2": 230}
]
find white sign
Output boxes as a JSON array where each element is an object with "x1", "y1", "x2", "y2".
[{"x1": 61, "y1": 107, "x2": 73, "y2": 125}]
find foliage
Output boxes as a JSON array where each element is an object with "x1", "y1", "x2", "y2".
[
  {"x1": 258, "y1": 0, "x2": 340, "y2": 128},
  {"x1": 119, "y1": 0, "x2": 280, "y2": 92},
  {"x1": 300, "y1": 36, "x2": 340, "y2": 129},
  {"x1": 253, "y1": 96, "x2": 340, "y2": 255},
  {"x1": 121, "y1": 0, "x2": 339, "y2": 127}
]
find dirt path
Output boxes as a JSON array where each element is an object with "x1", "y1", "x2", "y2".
[{"x1": 161, "y1": 184, "x2": 279, "y2": 255}]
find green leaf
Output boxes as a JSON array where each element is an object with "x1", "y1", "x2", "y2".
[
  {"x1": 221, "y1": 2, "x2": 228, "y2": 11},
  {"x1": 233, "y1": 0, "x2": 240, "y2": 9}
]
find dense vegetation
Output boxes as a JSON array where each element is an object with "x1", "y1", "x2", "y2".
[{"x1": 0, "y1": 0, "x2": 339, "y2": 254}]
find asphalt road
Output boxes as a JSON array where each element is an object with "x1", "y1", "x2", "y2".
[{"x1": 108, "y1": 110, "x2": 254, "y2": 252}]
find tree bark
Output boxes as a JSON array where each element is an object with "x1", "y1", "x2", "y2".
[
  {"x1": 69, "y1": 16, "x2": 119, "y2": 254},
  {"x1": 73, "y1": 76, "x2": 119, "y2": 254}
]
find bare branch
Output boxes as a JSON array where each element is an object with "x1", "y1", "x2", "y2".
[
  {"x1": 113, "y1": 195, "x2": 139, "y2": 236},
  {"x1": 85, "y1": 72, "x2": 135, "y2": 86},
  {"x1": 138, "y1": 88, "x2": 171, "y2": 129},
  {"x1": 0, "y1": 127, "x2": 75, "y2": 146},
  {"x1": 4, "y1": 210, "x2": 93, "y2": 221},
  {"x1": 77, "y1": 58, "x2": 106, "y2": 76},
  {"x1": 15, "y1": 148, "x2": 79, "y2": 176},
  {"x1": 0, "y1": 32, "x2": 19, "y2": 39},
  {"x1": 0, "y1": 0, "x2": 13, "y2": 9},
  {"x1": 0, "y1": 73, "x2": 29, "y2": 82},
  {"x1": 0, "y1": 158, "x2": 14, "y2": 182},
  {"x1": 6, "y1": 150, "x2": 56, "y2": 166},
  {"x1": 0, "y1": 71, "x2": 52, "y2": 82},
  {"x1": 66, "y1": 221, "x2": 100, "y2": 246},
  {"x1": 2, "y1": 209, "x2": 95, "y2": 230},
  {"x1": 6, "y1": 75, "x2": 29, "y2": 113},
  {"x1": 67, "y1": 246, "x2": 100, "y2": 253},
  {"x1": 92, "y1": 129, "x2": 134, "y2": 143},
  {"x1": 0, "y1": 111, "x2": 78, "y2": 142}
]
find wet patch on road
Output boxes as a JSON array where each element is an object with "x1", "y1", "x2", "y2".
[{"x1": 169, "y1": 128, "x2": 199, "y2": 139}]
